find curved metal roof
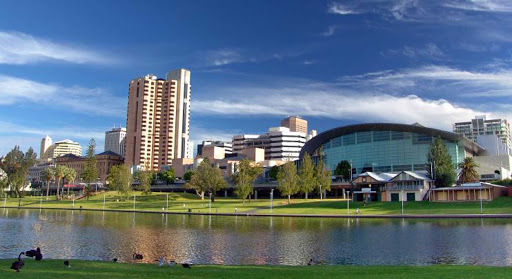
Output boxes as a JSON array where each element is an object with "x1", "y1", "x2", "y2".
[{"x1": 299, "y1": 123, "x2": 484, "y2": 159}]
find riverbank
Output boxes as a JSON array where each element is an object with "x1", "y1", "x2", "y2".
[
  {"x1": 1, "y1": 259, "x2": 511, "y2": 278},
  {"x1": 2, "y1": 192, "x2": 512, "y2": 217}
]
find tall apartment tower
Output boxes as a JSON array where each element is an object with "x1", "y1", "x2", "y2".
[
  {"x1": 281, "y1": 116, "x2": 308, "y2": 133},
  {"x1": 40, "y1": 135, "x2": 52, "y2": 159},
  {"x1": 104, "y1": 127, "x2": 127, "y2": 157},
  {"x1": 453, "y1": 115, "x2": 511, "y2": 149},
  {"x1": 124, "y1": 69, "x2": 191, "y2": 171}
]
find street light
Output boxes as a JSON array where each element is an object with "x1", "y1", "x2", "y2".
[
  {"x1": 480, "y1": 188, "x2": 483, "y2": 214},
  {"x1": 401, "y1": 189, "x2": 404, "y2": 215},
  {"x1": 270, "y1": 189, "x2": 274, "y2": 213}
]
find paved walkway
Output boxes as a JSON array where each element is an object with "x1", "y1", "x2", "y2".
[{"x1": 2, "y1": 206, "x2": 512, "y2": 219}]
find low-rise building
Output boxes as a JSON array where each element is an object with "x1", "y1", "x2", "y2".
[
  {"x1": 55, "y1": 151, "x2": 124, "y2": 184},
  {"x1": 351, "y1": 171, "x2": 432, "y2": 202},
  {"x1": 27, "y1": 162, "x2": 55, "y2": 183},
  {"x1": 429, "y1": 182, "x2": 507, "y2": 202}
]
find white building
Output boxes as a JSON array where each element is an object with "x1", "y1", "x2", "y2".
[
  {"x1": 186, "y1": 140, "x2": 194, "y2": 159},
  {"x1": 232, "y1": 127, "x2": 307, "y2": 161},
  {"x1": 197, "y1": 140, "x2": 233, "y2": 156},
  {"x1": 41, "y1": 139, "x2": 82, "y2": 159},
  {"x1": 454, "y1": 115, "x2": 511, "y2": 150},
  {"x1": 40, "y1": 135, "x2": 52, "y2": 159},
  {"x1": 104, "y1": 127, "x2": 126, "y2": 157}
]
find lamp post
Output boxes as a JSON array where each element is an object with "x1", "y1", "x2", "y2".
[
  {"x1": 347, "y1": 193, "x2": 350, "y2": 215},
  {"x1": 401, "y1": 189, "x2": 404, "y2": 215},
  {"x1": 103, "y1": 194, "x2": 106, "y2": 210},
  {"x1": 166, "y1": 193, "x2": 169, "y2": 211},
  {"x1": 133, "y1": 195, "x2": 136, "y2": 210},
  {"x1": 270, "y1": 189, "x2": 274, "y2": 213},
  {"x1": 480, "y1": 189, "x2": 483, "y2": 214},
  {"x1": 209, "y1": 192, "x2": 212, "y2": 213}
]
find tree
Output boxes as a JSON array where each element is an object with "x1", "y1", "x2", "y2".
[
  {"x1": 161, "y1": 169, "x2": 175, "y2": 184},
  {"x1": 458, "y1": 157, "x2": 480, "y2": 183},
  {"x1": 187, "y1": 159, "x2": 227, "y2": 199},
  {"x1": 428, "y1": 136, "x2": 457, "y2": 188},
  {"x1": 107, "y1": 164, "x2": 133, "y2": 198},
  {"x1": 81, "y1": 138, "x2": 98, "y2": 185},
  {"x1": 268, "y1": 165, "x2": 279, "y2": 181},
  {"x1": 277, "y1": 162, "x2": 299, "y2": 204},
  {"x1": 54, "y1": 165, "x2": 67, "y2": 200},
  {"x1": 41, "y1": 167, "x2": 55, "y2": 200},
  {"x1": 233, "y1": 159, "x2": 263, "y2": 204},
  {"x1": 334, "y1": 160, "x2": 352, "y2": 181},
  {"x1": 298, "y1": 153, "x2": 315, "y2": 199},
  {"x1": 184, "y1": 170, "x2": 193, "y2": 181},
  {"x1": 0, "y1": 146, "x2": 37, "y2": 198},
  {"x1": 63, "y1": 167, "x2": 77, "y2": 197},
  {"x1": 0, "y1": 168, "x2": 7, "y2": 196},
  {"x1": 314, "y1": 160, "x2": 331, "y2": 200},
  {"x1": 136, "y1": 170, "x2": 152, "y2": 195}
]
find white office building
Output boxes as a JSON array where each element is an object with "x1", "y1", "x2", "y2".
[
  {"x1": 104, "y1": 127, "x2": 127, "y2": 157},
  {"x1": 232, "y1": 127, "x2": 307, "y2": 161},
  {"x1": 454, "y1": 115, "x2": 511, "y2": 150}
]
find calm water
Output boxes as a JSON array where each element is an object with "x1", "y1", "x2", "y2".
[{"x1": 2, "y1": 208, "x2": 512, "y2": 265}]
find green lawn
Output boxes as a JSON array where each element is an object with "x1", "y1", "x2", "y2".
[
  {"x1": 0, "y1": 259, "x2": 511, "y2": 279},
  {"x1": 2, "y1": 191, "x2": 512, "y2": 216}
]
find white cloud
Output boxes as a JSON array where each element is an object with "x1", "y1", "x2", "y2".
[
  {"x1": 303, "y1": 60, "x2": 316, "y2": 65},
  {"x1": 191, "y1": 65, "x2": 512, "y2": 131},
  {"x1": 193, "y1": 91, "x2": 493, "y2": 131},
  {"x1": 190, "y1": 126, "x2": 237, "y2": 144},
  {"x1": 0, "y1": 31, "x2": 115, "y2": 65},
  {"x1": 382, "y1": 43, "x2": 444, "y2": 59},
  {"x1": 443, "y1": 0, "x2": 512, "y2": 12},
  {"x1": 328, "y1": 3, "x2": 359, "y2": 15},
  {"x1": 0, "y1": 121, "x2": 106, "y2": 156},
  {"x1": 339, "y1": 65, "x2": 512, "y2": 96},
  {"x1": 322, "y1": 25, "x2": 339, "y2": 37},
  {"x1": 205, "y1": 49, "x2": 244, "y2": 66},
  {"x1": 327, "y1": 0, "x2": 427, "y2": 21},
  {"x1": 0, "y1": 75, "x2": 125, "y2": 117}
]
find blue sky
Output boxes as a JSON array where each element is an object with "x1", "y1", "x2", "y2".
[{"x1": 1, "y1": 0, "x2": 512, "y2": 156}]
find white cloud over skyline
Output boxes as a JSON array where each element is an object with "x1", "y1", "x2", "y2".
[
  {"x1": 0, "y1": 120, "x2": 106, "y2": 156},
  {"x1": 0, "y1": 31, "x2": 115, "y2": 65},
  {"x1": 192, "y1": 64, "x2": 512, "y2": 131},
  {"x1": 0, "y1": 75, "x2": 125, "y2": 117}
]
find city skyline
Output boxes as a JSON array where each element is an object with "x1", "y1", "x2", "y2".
[{"x1": 2, "y1": 0, "x2": 512, "y2": 156}]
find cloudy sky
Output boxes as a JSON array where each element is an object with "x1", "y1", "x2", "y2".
[{"x1": 1, "y1": 0, "x2": 512, "y2": 156}]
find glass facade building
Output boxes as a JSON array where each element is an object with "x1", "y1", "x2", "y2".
[{"x1": 300, "y1": 123, "x2": 483, "y2": 175}]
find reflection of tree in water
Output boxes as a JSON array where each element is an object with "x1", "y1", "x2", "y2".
[{"x1": 2, "y1": 209, "x2": 512, "y2": 266}]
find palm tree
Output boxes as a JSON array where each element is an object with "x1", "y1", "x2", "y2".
[
  {"x1": 41, "y1": 167, "x2": 55, "y2": 200},
  {"x1": 54, "y1": 165, "x2": 67, "y2": 200},
  {"x1": 63, "y1": 168, "x2": 76, "y2": 197},
  {"x1": 458, "y1": 157, "x2": 480, "y2": 184}
]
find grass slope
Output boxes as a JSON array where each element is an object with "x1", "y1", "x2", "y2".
[
  {"x1": 0, "y1": 260, "x2": 511, "y2": 279},
  {"x1": 2, "y1": 192, "x2": 512, "y2": 215}
]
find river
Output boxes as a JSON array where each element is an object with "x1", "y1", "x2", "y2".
[{"x1": 1, "y1": 208, "x2": 512, "y2": 265}]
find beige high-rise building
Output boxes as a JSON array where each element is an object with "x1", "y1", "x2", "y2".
[
  {"x1": 281, "y1": 116, "x2": 308, "y2": 133},
  {"x1": 125, "y1": 69, "x2": 191, "y2": 171}
]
